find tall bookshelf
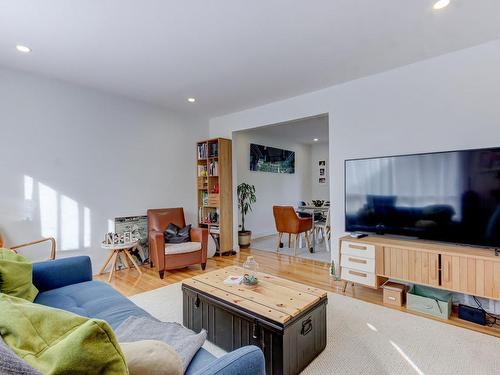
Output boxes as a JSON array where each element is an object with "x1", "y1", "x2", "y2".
[{"x1": 197, "y1": 138, "x2": 233, "y2": 255}]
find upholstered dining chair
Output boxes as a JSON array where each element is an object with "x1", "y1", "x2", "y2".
[
  {"x1": 273, "y1": 206, "x2": 312, "y2": 256},
  {"x1": 147, "y1": 208, "x2": 208, "y2": 279}
]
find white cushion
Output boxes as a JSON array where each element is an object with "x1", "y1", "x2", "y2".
[
  {"x1": 164, "y1": 242, "x2": 202, "y2": 255},
  {"x1": 120, "y1": 340, "x2": 183, "y2": 375}
]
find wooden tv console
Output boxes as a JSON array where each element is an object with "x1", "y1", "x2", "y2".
[{"x1": 339, "y1": 235, "x2": 500, "y2": 301}]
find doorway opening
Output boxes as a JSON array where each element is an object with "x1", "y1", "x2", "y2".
[{"x1": 233, "y1": 114, "x2": 330, "y2": 263}]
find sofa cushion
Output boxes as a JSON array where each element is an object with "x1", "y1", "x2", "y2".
[
  {"x1": 0, "y1": 293, "x2": 128, "y2": 375},
  {"x1": 34, "y1": 280, "x2": 151, "y2": 330},
  {"x1": 164, "y1": 223, "x2": 192, "y2": 244},
  {"x1": 120, "y1": 340, "x2": 183, "y2": 375},
  {"x1": 0, "y1": 248, "x2": 38, "y2": 302},
  {"x1": 165, "y1": 242, "x2": 201, "y2": 255},
  {"x1": 115, "y1": 316, "x2": 207, "y2": 372}
]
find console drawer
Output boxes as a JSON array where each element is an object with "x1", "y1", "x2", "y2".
[
  {"x1": 341, "y1": 241, "x2": 375, "y2": 259},
  {"x1": 341, "y1": 255, "x2": 375, "y2": 273},
  {"x1": 341, "y1": 267, "x2": 376, "y2": 287}
]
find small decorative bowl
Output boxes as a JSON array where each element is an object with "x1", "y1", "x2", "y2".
[{"x1": 242, "y1": 274, "x2": 258, "y2": 286}]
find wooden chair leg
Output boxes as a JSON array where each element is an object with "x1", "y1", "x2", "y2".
[
  {"x1": 288, "y1": 233, "x2": 291, "y2": 248},
  {"x1": 276, "y1": 233, "x2": 283, "y2": 252},
  {"x1": 293, "y1": 234, "x2": 297, "y2": 257}
]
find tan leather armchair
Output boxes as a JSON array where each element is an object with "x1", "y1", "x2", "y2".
[
  {"x1": 148, "y1": 208, "x2": 208, "y2": 279},
  {"x1": 273, "y1": 206, "x2": 312, "y2": 256}
]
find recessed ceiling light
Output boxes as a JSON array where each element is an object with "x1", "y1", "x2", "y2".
[
  {"x1": 313, "y1": 138, "x2": 319, "y2": 142},
  {"x1": 16, "y1": 45, "x2": 31, "y2": 53},
  {"x1": 433, "y1": 0, "x2": 450, "y2": 10},
  {"x1": 187, "y1": 97, "x2": 196, "y2": 103}
]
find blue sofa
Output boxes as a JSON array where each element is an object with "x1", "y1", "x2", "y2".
[{"x1": 31, "y1": 256, "x2": 265, "y2": 375}]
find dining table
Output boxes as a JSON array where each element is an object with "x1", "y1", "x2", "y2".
[{"x1": 296, "y1": 205, "x2": 330, "y2": 252}]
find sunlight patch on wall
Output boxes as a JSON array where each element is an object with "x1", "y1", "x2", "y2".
[
  {"x1": 24, "y1": 175, "x2": 33, "y2": 200},
  {"x1": 108, "y1": 219, "x2": 114, "y2": 233},
  {"x1": 84, "y1": 207, "x2": 91, "y2": 248},
  {"x1": 27, "y1": 175, "x2": 92, "y2": 251},
  {"x1": 61, "y1": 195, "x2": 79, "y2": 250},
  {"x1": 38, "y1": 182, "x2": 58, "y2": 239}
]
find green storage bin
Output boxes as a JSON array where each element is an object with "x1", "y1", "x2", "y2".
[{"x1": 407, "y1": 285, "x2": 452, "y2": 319}]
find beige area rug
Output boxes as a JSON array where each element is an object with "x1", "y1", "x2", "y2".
[{"x1": 129, "y1": 283, "x2": 500, "y2": 375}]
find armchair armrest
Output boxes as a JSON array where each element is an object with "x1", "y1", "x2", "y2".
[
  {"x1": 149, "y1": 230, "x2": 165, "y2": 271},
  {"x1": 11, "y1": 237, "x2": 56, "y2": 260},
  {"x1": 192, "y1": 346, "x2": 265, "y2": 375},
  {"x1": 32, "y1": 256, "x2": 92, "y2": 292},
  {"x1": 190, "y1": 227, "x2": 208, "y2": 263}
]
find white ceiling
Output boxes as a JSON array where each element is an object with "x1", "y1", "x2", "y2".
[
  {"x1": 239, "y1": 115, "x2": 329, "y2": 145},
  {"x1": 1, "y1": 1, "x2": 500, "y2": 117}
]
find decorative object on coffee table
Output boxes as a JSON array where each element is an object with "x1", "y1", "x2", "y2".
[
  {"x1": 182, "y1": 266, "x2": 327, "y2": 374},
  {"x1": 242, "y1": 256, "x2": 259, "y2": 285}
]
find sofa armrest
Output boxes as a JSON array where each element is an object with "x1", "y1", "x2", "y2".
[
  {"x1": 192, "y1": 346, "x2": 265, "y2": 375},
  {"x1": 190, "y1": 227, "x2": 208, "y2": 263},
  {"x1": 32, "y1": 256, "x2": 92, "y2": 292}
]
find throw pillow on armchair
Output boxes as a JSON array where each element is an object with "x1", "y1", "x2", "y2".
[{"x1": 164, "y1": 224, "x2": 191, "y2": 244}]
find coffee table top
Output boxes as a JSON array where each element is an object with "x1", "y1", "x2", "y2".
[{"x1": 182, "y1": 266, "x2": 327, "y2": 324}]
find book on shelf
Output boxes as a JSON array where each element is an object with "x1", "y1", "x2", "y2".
[
  {"x1": 200, "y1": 191, "x2": 208, "y2": 206},
  {"x1": 208, "y1": 143, "x2": 218, "y2": 158},
  {"x1": 208, "y1": 160, "x2": 219, "y2": 176},
  {"x1": 197, "y1": 165, "x2": 208, "y2": 177},
  {"x1": 210, "y1": 225, "x2": 220, "y2": 234},
  {"x1": 197, "y1": 143, "x2": 208, "y2": 159}
]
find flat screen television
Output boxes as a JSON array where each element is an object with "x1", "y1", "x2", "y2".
[{"x1": 345, "y1": 147, "x2": 500, "y2": 249}]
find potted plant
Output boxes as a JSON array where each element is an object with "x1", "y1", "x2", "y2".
[{"x1": 237, "y1": 183, "x2": 256, "y2": 248}]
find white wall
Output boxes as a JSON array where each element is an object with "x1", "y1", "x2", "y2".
[
  {"x1": 209, "y1": 39, "x2": 500, "y2": 264},
  {"x1": 0, "y1": 67, "x2": 208, "y2": 272},
  {"x1": 234, "y1": 130, "x2": 312, "y2": 239},
  {"x1": 311, "y1": 143, "x2": 330, "y2": 201}
]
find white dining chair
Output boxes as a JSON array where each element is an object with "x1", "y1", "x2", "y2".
[{"x1": 315, "y1": 207, "x2": 331, "y2": 252}]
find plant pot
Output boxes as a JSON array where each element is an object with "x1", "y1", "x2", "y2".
[{"x1": 238, "y1": 230, "x2": 252, "y2": 249}]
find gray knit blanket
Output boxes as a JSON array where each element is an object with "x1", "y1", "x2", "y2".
[{"x1": 115, "y1": 316, "x2": 207, "y2": 371}]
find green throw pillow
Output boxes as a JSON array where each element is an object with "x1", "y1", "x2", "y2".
[
  {"x1": 0, "y1": 248, "x2": 38, "y2": 301},
  {"x1": 0, "y1": 293, "x2": 129, "y2": 375}
]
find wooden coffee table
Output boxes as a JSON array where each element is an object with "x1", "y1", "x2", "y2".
[{"x1": 182, "y1": 266, "x2": 328, "y2": 375}]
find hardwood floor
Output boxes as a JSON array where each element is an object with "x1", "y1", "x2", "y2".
[{"x1": 95, "y1": 247, "x2": 500, "y2": 338}]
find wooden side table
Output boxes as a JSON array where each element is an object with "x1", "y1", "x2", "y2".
[{"x1": 99, "y1": 241, "x2": 143, "y2": 282}]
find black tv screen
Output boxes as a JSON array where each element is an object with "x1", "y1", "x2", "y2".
[{"x1": 345, "y1": 147, "x2": 500, "y2": 248}]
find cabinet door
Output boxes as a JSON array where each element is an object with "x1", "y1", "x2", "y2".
[
  {"x1": 428, "y1": 253, "x2": 439, "y2": 286},
  {"x1": 441, "y1": 255, "x2": 476, "y2": 295},
  {"x1": 477, "y1": 259, "x2": 500, "y2": 299},
  {"x1": 441, "y1": 255, "x2": 454, "y2": 290},
  {"x1": 383, "y1": 247, "x2": 439, "y2": 286}
]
